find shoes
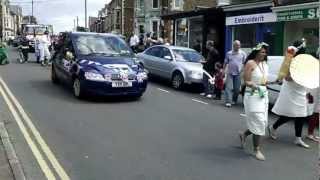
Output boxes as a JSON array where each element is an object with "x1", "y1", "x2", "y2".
[
  {"x1": 239, "y1": 132, "x2": 246, "y2": 149},
  {"x1": 294, "y1": 138, "x2": 310, "y2": 149},
  {"x1": 268, "y1": 125, "x2": 277, "y2": 140},
  {"x1": 306, "y1": 135, "x2": 319, "y2": 142},
  {"x1": 200, "y1": 93, "x2": 206, "y2": 96},
  {"x1": 206, "y1": 94, "x2": 212, "y2": 98},
  {"x1": 225, "y1": 103, "x2": 231, "y2": 107},
  {"x1": 254, "y1": 150, "x2": 266, "y2": 161},
  {"x1": 231, "y1": 101, "x2": 236, "y2": 105}
]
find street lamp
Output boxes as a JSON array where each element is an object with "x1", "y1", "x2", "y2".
[{"x1": 85, "y1": 0, "x2": 87, "y2": 28}]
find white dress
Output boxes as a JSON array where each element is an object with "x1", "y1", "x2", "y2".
[
  {"x1": 272, "y1": 80, "x2": 307, "y2": 117},
  {"x1": 243, "y1": 62, "x2": 269, "y2": 136}
]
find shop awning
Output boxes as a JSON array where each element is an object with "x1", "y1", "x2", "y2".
[
  {"x1": 272, "y1": 1, "x2": 319, "y2": 21},
  {"x1": 161, "y1": 7, "x2": 223, "y2": 20}
]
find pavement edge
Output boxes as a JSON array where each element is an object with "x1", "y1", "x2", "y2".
[{"x1": 0, "y1": 122, "x2": 26, "y2": 180}]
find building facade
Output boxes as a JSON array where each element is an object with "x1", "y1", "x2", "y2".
[
  {"x1": 105, "y1": 0, "x2": 134, "y2": 37},
  {"x1": 9, "y1": 5, "x2": 22, "y2": 37},
  {"x1": 0, "y1": 0, "x2": 10, "y2": 41}
]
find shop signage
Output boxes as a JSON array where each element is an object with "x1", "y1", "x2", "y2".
[
  {"x1": 226, "y1": 13, "x2": 277, "y2": 26},
  {"x1": 277, "y1": 7, "x2": 319, "y2": 21}
]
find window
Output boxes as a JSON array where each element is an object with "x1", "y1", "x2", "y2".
[
  {"x1": 139, "y1": 0, "x2": 144, "y2": 9},
  {"x1": 152, "y1": 20, "x2": 159, "y2": 38},
  {"x1": 145, "y1": 47, "x2": 161, "y2": 57},
  {"x1": 160, "y1": 47, "x2": 172, "y2": 59},
  {"x1": 175, "y1": 18, "x2": 189, "y2": 47},
  {"x1": 234, "y1": 24, "x2": 256, "y2": 50},
  {"x1": 152, "y1": 0, "x2": 159, "y2": 9},
  {"x1": 139, "y1": 25, "x2": 145, "y2": 34},
  {"x1": 173, "y1": 0, "x2": 181, "y2": 9}
]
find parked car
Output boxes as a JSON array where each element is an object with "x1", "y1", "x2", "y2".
[
  {"x1": 137, "y1": 45, "x2": 204, "y2": 89},
  {"x1": 267, "y1": 56, "x2": 283, "y2": 105},
  {"x1": 51, "y1": 32, "x2": 148, "y2": 99}
]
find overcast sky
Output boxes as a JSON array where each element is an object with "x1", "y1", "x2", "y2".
[{"x1": 13, "y1": 0, "x2": 111, "y2": 33}]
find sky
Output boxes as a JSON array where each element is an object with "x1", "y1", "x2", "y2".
[{"x1": 12, "y1": 0, "x2": 111, "y2": 33}]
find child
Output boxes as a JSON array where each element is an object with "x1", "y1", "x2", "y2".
[
  {"x1": 307, "y1": 88, "x2": 320, "y2": 142},
  {"x1": 214, "y1": 62, "x2": 224, "y2": 100}
]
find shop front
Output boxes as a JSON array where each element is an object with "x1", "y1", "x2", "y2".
[
  {"x1": 223, "y1": 1, "x2": 284, "y2": 56},
  {"x1": 272, "y1": 1, "x2": 319, "y2": 56},
  {"x1": 161, "y1": 8, "x2": 225, "y2": 59}
]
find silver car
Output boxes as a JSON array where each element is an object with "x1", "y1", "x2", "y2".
[
  {"x1": 137, "y1": 45, "x2": 204, "y2": 89},
  {"x1": 267, "y1": 56, "x2": 283, "y2": 105}
]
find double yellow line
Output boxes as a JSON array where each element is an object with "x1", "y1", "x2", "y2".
[{"x1": 0, "y1": 77, "x2": 70, "y2": 180}]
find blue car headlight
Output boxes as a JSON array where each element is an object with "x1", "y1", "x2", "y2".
[
  {"x1": 84, "y1": 72, "x2": 107, "y2": 82},
  {"x1": 137, "y1": 72, "x2": 148, "y2": 82}
]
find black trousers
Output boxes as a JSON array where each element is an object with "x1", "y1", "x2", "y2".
[{"x1": 273, "y1": 116, "x2": 307, "y2": 137}]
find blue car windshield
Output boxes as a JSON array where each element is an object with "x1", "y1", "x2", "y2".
[
  {"x1": 74, "y1": 35, "x2": 132, "y2": 56},
  {"x1": 172, "y1": 49, "x2": 203, "y2": 63}
]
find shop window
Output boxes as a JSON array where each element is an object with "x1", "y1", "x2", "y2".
[
  {"x1": 303, "y1": 28, "x2": 319, "y2": 56},
  {"x1": 139, "y1": 25, "x2": 144, "y2": 34},
  {"x1": 234, "y1": 24, "x2": 256, "y2": 51},
  {"x1": 176, "y1": 18, "x2": 189, "y2": 47},
  {"x1": 189, "y1": 16, "x2": 203, "y2": 52}
]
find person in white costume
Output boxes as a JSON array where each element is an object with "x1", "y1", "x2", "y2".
[
  {"x1": 37, "y1": 31, "x2": 51, "y2": 66},
  {"x1": 239, "y1": 42, "x2": 270, "y2": 161},
  {"x1": 268, "y1": 40, "x2": 310, "y2": 149}
]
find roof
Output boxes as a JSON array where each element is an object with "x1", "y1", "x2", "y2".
[{"x1": 70, "y1": 32, "x2": 120, "y2": 37}]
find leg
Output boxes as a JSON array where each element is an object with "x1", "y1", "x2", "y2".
[
  {"x1": 239, "y1": 129, "x2": 252, "y2": 148},
  {"x1": 294, "y1": 117, "x2": 310, "y2": 148},
  {"x1": 253, "y1": 134, "x2": 265, "y2": 160},
  {"x1": 202, "y1": 74, "x2": 209, "y2": 95},
  {"x1": 272, "y1": 116, "x2": 291, "y2": 130},
  {"x1": 232, "y1": 75, "x2": 241, "y2": 104},
  {"x1": 224, "y1": 74, "x2": 233, "y2": 104},
  {"x1": 308, "y1": 113, "x2": 319, "y2": 137}
]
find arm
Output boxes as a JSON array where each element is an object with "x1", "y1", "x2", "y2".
[{"x1": 243, "y1": 60, "x2": 257, "y2": 89}]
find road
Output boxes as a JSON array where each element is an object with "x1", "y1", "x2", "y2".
[{"x1": 0, "y1": 47, "x2": 317, "y2": 180}]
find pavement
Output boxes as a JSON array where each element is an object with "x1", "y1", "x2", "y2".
[{"x1": 0, "y1": 46, "x2": 318, "y2": 180}]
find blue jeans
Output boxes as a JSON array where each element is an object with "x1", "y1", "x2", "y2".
[
  {"x1": 203, "y1": 73, "x2": 213, "y2": 95},
  {"x1": 225, "y1": 74, "x2": 241, "y2": 104}
]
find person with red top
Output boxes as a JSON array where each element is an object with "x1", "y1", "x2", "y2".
[
  {"x1": 213, "y1": 62, "x2": 224, "y2": 100},
  {"x1": 306, "y1": 87, "x2": 320, "y2": 142}
]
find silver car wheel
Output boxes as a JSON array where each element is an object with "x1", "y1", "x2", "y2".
[{"x1": 172, "y1": 73, "x2": 183, "y2": 89}]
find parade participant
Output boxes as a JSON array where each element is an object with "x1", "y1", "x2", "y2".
[
  {"x1": 200, "y1": 40, "x2": 220, "y2": 98},
  {"x1": 19, "y1": 36, "x2": 29, "y2": 63},
  {"x1": 224, "y1": 40, "x2": 247, "y2": 107},
  {"x1": 306, "y1": 84, "x2": 320, "y2": 142},
  {"x1": 239, "y1": 42, "x2": 270, "y2": 161},
  {"x1": 38, "y1": 31, "x2": 51, "y2": 66},
  {"x1": 268, "y1": 40, "x2": 319, "y2": 148},
  {"x1": 129, "y1": 33, "x2": 139, "y2": 53}
]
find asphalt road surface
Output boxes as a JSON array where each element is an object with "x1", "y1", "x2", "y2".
[{"x1": 0, "y1": 47, "x2": 317, "y2": 180}]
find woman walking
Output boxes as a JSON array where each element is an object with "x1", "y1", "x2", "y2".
[
  {"x1": 268, "y1": 40, "x2": 314, "y2": 149},
  {"x1": 239, "y1": 42, "x2": 270, "y2": 161}
]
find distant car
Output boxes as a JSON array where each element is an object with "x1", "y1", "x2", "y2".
[
  {"x1": 12, "y1": 36, "x2": 23, "y2": 47},
  {"x1": 51, "y1": 32, "x2": 148, "y2": 99},
  {"x1": 267, "y1": 56, "x2": 283, "y2": 105},
  {"x1": 137, "y1": 45, "x2": 204, "y2": 89}
]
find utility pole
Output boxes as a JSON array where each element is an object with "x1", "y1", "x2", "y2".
[
  {"x1": 31, "y1": 0, "x2": 34, "y2": 23},
  {"x1": 77, "y1": 16, "x2": 79, "y2": 27},
  {"x1": 85, "y1": 0, "x2": 87, "y2": 28}
]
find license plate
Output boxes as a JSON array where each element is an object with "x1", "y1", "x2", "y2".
[{"x1": 112, "y1": 81, "x2": 132, "y2": 88}]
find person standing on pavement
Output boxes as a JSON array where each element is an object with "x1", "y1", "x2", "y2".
[
  {"x1": 268, "y1": 40, "x2": 311, "y2": 149},
  {"x1": 239, "y1": 42, "x2": 270, "y2": 161},
  {"x1": 200, "y1": 40, "x2": 220, "y2": 98},
  {"x1": 129, "y1": 33, "x2": 139, "y2": 53},
  {"x1": 38, "y1": 31, "x2": 51, "y2": 66},
  {"x1": 306, "y1": 87, "x2": 320, "y2": 142},
  {"x1": 224, "y1": 40, "x2": 247, "y2": 107}
]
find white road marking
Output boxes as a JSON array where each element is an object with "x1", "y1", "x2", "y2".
[
  {"x1": 0, "y1": 82, "x2": 56, "y2": 179},
  {"x1": 0, "y1": 77, "x2": 70, "y2": 180},
  {"x1": 157, "y1": 88, "x2": 170, "y2": 93},
  {"x1": 240, "y1": 114, "x2": 247, "y2": 117},
  {"x1": 191, "y1": 99, "x2": 208, "y2": 105}
]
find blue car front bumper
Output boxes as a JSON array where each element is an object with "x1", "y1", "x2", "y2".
[{"x1": 81, "y1": 80, "x2": 147, "y2": 96}]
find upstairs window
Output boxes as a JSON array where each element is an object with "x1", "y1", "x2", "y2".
[{"x1": 152, "y1": 0, "x2": 159, "y2": 9}]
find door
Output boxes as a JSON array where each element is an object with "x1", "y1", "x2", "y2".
[
  {"x1": 157, "y1": 47, "x2": 175, "y2": 79},
  {"x1": 142, "y1": 47, "x2": 162, "y2": 76}
]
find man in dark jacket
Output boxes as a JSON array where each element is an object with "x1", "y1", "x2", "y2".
[{"x1": 200, "y1": 40, "x2": 220, "y2": 98}]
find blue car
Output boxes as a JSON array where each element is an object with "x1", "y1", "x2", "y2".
[{"x1": 51, "y1": 32, "x2": 148, "y2": 99}]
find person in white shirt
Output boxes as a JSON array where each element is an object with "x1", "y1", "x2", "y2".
[
  {"x1": 129, "y1": 33, "x2": 139, "y2": 53},
  {"x1": 37, "y1": 31, "x2": 51, "y2": 66}
]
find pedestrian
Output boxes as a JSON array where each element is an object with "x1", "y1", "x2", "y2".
[
  {"x1": 268, "y1": 40, "x2": 312, "y2": 149},
  {"x1": 37, "y1": 31, "x2": 51, "y2": 66},
  {"x1": 0, "y1": 42, "x2": 8, "y2": 65},
  {"x1": 200, "y1": 40, "x2": 220, "y2": 98},
  {"x1": 306, "y1": 85, "x2": 320, "y2": 142},
  {"x1": 19, "y1": 36, "x2": 29, "y2": 63},
  {"x1": 129, "y1": 33, "x2": 139, "y2": 53},
  {"x1": 213, "y1": 62, "x2": 224, "y2": 100},
  {"x1": 193, "y1": 39, "x2": 202, "y2": 53},
  {"x1": 224, "y1": 40, "x2": 247, "y2": 107},
  {"x1": 239, "y1": 42, "x2": 270, "y2": 161}
]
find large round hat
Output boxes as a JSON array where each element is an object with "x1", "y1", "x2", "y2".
[{"x1": 290, "y1": 54, "x2": 319, "y2": 89}]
